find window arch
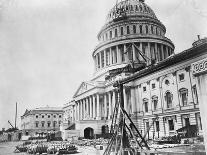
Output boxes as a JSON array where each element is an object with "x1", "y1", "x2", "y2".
[
  {"x1": 179, "y1": 88, "x2": 188, "y2": 106},
  {"x1": 165, "y1": 91, "x2": 173, "y2": 109}
]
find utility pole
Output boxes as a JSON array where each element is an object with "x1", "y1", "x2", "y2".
[{"x1": 15, "y1": 102, "x2": 17, "y2": 129}]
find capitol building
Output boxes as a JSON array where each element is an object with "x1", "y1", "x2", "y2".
[{"x1": 62, "y1": 0, "x2": 207, "y2": 140}]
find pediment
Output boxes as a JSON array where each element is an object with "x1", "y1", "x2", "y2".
[{"x1": 73, "y1": 81, "x2": 96, "y2": 97}]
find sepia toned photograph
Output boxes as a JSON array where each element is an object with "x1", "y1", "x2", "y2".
[{"x1": 0, "y1": 0, "x2": 207, "y2": 154}]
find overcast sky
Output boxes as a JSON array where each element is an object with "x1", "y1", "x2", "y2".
[{"x1": 0, "y1": 0, "x2": 206, "y2": 129}]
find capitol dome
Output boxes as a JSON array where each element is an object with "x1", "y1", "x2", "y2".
[
  {"x1": 106, "y1": 0, "x2": 157, "y2": 22},
  {"x1": 92, "y1": 0, "x2": 175, "y2": 79}
]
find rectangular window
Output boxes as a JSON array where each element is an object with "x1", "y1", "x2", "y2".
[
  {"x1": 166, "y1": 92, "x2": 172, "y2": 108},
  {"x1": 181, "y1": 92, "x2": 188, "y2": 106},
  {"x1": 144, "y1": 101, "x2": 148, "y2": 112},
  {"x1": 48, "y1": 122, "x2": 51, "y2": 127},
  {"x1": 146, "y1": 122, "x2": 149, "y2": 130},
  {"x1": 143, "y1": 87, "x2": 146, "y2": 92},
  {"x1": 153, "y1": 99, "x2": 158, "y2": 110},
  {"x1": 35, "y1": 122, "x2": 38, "y2": 128},
  {"x1": 168, "y1": 120, "x2": 174, "y2": 131},
  {"x1": 155, "y1": 121, "x2": 160, "y2": 132},
  {"x1": 152, "y1": 83, "x2": 155, "y2": 89},
  {"x1": 179, "y1": 74, "x2": 185, "y2": 81}
]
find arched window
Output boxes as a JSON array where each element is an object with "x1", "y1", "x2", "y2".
[
  {"x1": 47, "y1": 121, "x2": 51, "y2": 127},
  {"x1": 127, "y1": 26, "x2": 130, "y2": 34},
  {"x1": 110, "y1": 31, "x2": 112, "y2": 38},
  {"x1": 135, "y1": 5, "x2": 138, "y2": 11},
  {"x1": 121, "y1": 27, "x2": 124, "y2": 35},
  {"x1": 131, "y1": 5, "x2": 134, "y2": 11},
  {"x1": 145, "y1": 25, "x2": 148, "y2": 34},
  {"x1": 156, "y1": 27, "x2": 158, "y2": 35},
  {"x1": 140, "y1": 25, "x2": 142, "y2": 34},
  {"x1": 151, "y1": 25, "x2": 153, "y2": 34},
  {"x1": 133, "y1": 25, "x2": 136, "y2": 34},
  {"x1": 139, "y1": 5, "x2": 142, "y2": 11},
  {"x1": 152, "y1": 96, "x2": 158, "y2": 111},
  {"x1": 179, "y1": 88, "x2": 188, "y2": 106},
  {"x1": 193, "y1": 85, "x2": 199, "y2": 104},
  {"x1": 165, "y1": 91, "x2": 173, "y2": 108},
  {"x1": 115, "y1": 28, "x2": 118, "y2": 37}
]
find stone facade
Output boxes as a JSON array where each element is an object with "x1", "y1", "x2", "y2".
[
  {"x1": 64, "y1": 0, "x2": 206, "y2": 139},
  {"x1": 21, "y1": 107, "x2": 63, "y2": 137}
]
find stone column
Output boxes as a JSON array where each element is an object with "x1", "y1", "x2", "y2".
[
  {"x1": 80, "y1": 100, "x2": 83, "y2": 120},
  {"x1": 93, "y1": 95, "x2": 96, "y2": 119},
  {"x1": 166, "y1": 46, "x2": 169, "y2": 58},
  {"x1": 139, "y1": 42, "x2": 143, "y2": 62},
  {"x1": 147, "y1": 42, "x2": 151, "y2": 65},
  {"x1": 99, "y1": 52, "x2": 102, "y2": 68},
  {"x1": 96, "y1": 55, "x2": 98, "y2": 70},
  {"x1": 76, "y1": 102, "x2": 78, "y2": 121},
  {"x1": 86, "y1": 98, "x2": 89, "y2": 118},
  {"x1": 155, "y1": 43, "x2": 158, "y2": 63},
  {"x1": 132, "y1": 43, "x2": 136, "y2": 62},
  {"x1": 116, "y1": 46, "x2": 121, "y2": 64},
  {"x1": 112, "y1": 90, "x2": 116, "y2": 114},
  {"x1": 90, "y1": 96, "x2": 93, "y2": 119},
  {"x1": 161, "y1": 44, "x2": 164, "y2": 61},
  {"x1": 108, "y1": 92, "x2": 112, "y2": 119},
  {"x1": 109, "y1": 48, "x2": 112, "y2": 65},
  {"x1": 131, "y1": 87, "x2": 136, "y2": 114},
  {"x1": 104, "y1": 50, "x2": 106, "y2": 67},
  {"x1": 84, "y1": 99, "x2": 87, "y2": 119},
  {"x1": 124, "y1": 44, "x2": 127, "y2": 62},
  {"x1": 104, "y1": 94, "x2": 108, "y2": 118},
  {"x1": 96, "y1": 94, "x2": 100, "y2": 119}
]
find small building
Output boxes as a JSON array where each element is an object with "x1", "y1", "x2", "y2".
[{"x1": 21, "y1": 106, "x2": 63, "y2": 137}]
